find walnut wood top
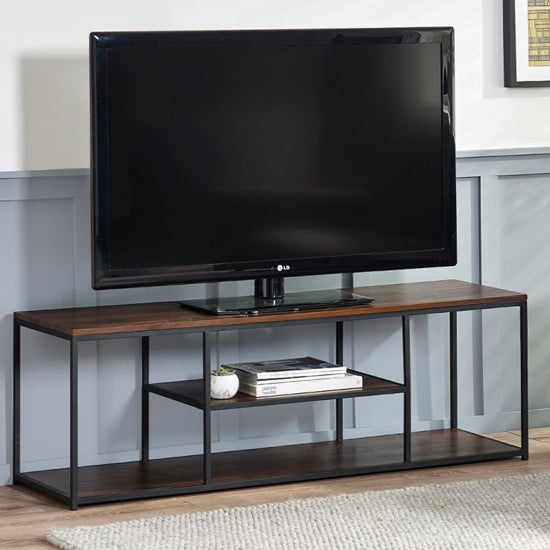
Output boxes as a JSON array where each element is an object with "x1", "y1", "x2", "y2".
[{"x1": 14, "y1": 279, "x2": 526, "y2": 338}]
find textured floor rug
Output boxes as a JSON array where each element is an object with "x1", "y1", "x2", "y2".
[{"x1": 46, "y1": 472, "x2": 550, "y2": 550}]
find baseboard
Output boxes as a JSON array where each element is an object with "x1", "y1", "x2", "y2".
[
  {"x1": 19, "y1": 431, "x2": 337, "y2": 472},
  {"x1": 0, "y1": 464, "x2": 10, "y2": 486},
  {"x1": 13, "y1": 409, "x2": 549, "y2": 484},
  {"x1": 527, "y1": 408, "x2": 550, "y2": 429}
]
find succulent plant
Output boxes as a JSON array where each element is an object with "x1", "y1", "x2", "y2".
[{"x1": 211, "y1": 366, "x2": 236, "y2": 376}]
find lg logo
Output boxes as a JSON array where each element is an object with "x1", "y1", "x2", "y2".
[{"x1": 276, "y1": 264, "x2": 291, "y2": 272}]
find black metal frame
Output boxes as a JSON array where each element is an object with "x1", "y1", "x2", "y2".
[{"x1": 13, "y1": 298, "x2": 528, "y2": 509}]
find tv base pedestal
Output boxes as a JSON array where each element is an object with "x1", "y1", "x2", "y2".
[
  {"x1": 13, "y1": 279, "x2": 528, "y2": 510},
  {"x1": 182, "y1": 283, "x2": 373, "y2": 315}
]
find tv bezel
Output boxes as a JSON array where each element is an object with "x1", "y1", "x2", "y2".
[{"x1": 90, "y1": 27, "x2": 456, "y2": 291}]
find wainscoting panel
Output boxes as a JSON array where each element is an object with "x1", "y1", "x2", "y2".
[
  {"x1": 1, "y1": 148, "x2": 549, "y2": 485},
  {"x1": 479, "y1": 167, "x2": 550, "y2": 428}
]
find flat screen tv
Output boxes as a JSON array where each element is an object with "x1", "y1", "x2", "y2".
[{"x1": 90, "y1": 27, "x2": 455, "y2": 314}]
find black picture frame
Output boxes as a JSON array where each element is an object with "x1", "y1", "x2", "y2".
[{"x1": 504, "y1": 0, "x2": 550, "y2": 87}]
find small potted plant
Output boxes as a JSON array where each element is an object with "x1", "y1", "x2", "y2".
[{"x1": 210, "y1": 366, "x2": 240, "y2": 399}]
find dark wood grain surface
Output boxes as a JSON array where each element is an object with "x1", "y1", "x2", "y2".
[
  {"x1": 14, "y1": 280, "x2": 526, "y2": 338},
  {"x1": 147, "y1": 371, "x2": 404, "y2": 409},
  {"x1": 22, "y1": 429, "x2": 521, "y2": 499}
]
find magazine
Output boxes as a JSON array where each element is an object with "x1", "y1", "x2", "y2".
[{"x1": 222, "y1": 356, "x2": 346, "y2": 381}]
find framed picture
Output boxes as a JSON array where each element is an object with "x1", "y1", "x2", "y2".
[{"x1": 504, "y1": 0, "x2": 550, "y2": 87}]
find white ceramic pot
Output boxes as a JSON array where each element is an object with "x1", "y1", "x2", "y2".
[{"x1": 210, "y1": 373, "x2": 239, "y2": 399}]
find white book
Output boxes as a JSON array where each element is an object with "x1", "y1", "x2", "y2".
[
  {"x1": 250, "y1": 373, "x2": 346, "y2": 385},
  {"x1": 238, "y1": 372, "x2": 363, "y2": 398},
  {"x1": 235, "y1": 370, "x2": 346, "y2": 386}
]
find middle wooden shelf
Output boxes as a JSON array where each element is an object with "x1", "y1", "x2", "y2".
[{"x1": 146, "y1": 371, "x2": 405, "y2": 410}]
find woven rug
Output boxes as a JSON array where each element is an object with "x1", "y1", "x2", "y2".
[{"x1": 46, "y1": 472, "x2": 550, "y2": 550}]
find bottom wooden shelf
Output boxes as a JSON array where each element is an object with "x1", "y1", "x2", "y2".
[{"x1": 19, "y1": 429, "x2": 523, "y2": 505}]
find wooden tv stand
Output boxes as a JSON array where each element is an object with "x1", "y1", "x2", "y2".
[{"x1": 13, "y1": 279, "x2": 528, "y2": 509}]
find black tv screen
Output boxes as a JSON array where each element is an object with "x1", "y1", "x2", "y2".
[{"x1": 90, "y1": 28, "x2": 455, "y2": 310}]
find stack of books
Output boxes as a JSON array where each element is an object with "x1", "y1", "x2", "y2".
[{"x1": 222, "y1": 356, "x2": 363, "y2": 398}]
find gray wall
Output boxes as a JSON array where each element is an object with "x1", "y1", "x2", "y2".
[{"x1": 1, "y1": 148, "x2": 549, "y2": 485}]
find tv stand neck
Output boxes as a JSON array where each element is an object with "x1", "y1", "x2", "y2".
[{"x1": 254, "y1": 277, "x2": 284, "y2": 301}]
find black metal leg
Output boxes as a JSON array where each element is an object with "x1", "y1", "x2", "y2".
[
  {"x1": 203, "y1": 331, "x2": 212, "y2": 485},
  {"x1": 335, "y1": 399, "x2": 344, "y2": 441},
  {"x1": 402, "y1": 316, "x2": 411, "y2": 464},
  {"x1": 141, "y1": 336, "x2": 150, "y2": 462},
  {"x1": 13, "y1": 319, "x2": 21, "y2": 482},
  {"x1": 520, "y1": 303, "x2": 529, "y2": 460},
  {"x1": 69, "y1": 339, "x2": 79, "y2": 510},
  {"x1": 335, "y1": 321, "x2": 344, "y2": 441},
  {"x1": 450, "y1": 311, "x2": 458, "y2": 429}
]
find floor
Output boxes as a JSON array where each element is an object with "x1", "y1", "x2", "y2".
[{"x1": 1, "y1": 428, "x2": 549, "y2": 549}]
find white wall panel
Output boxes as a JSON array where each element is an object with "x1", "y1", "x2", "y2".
[{"x1": 3, "y1": 1, "x2": 550, "y2": 171}]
